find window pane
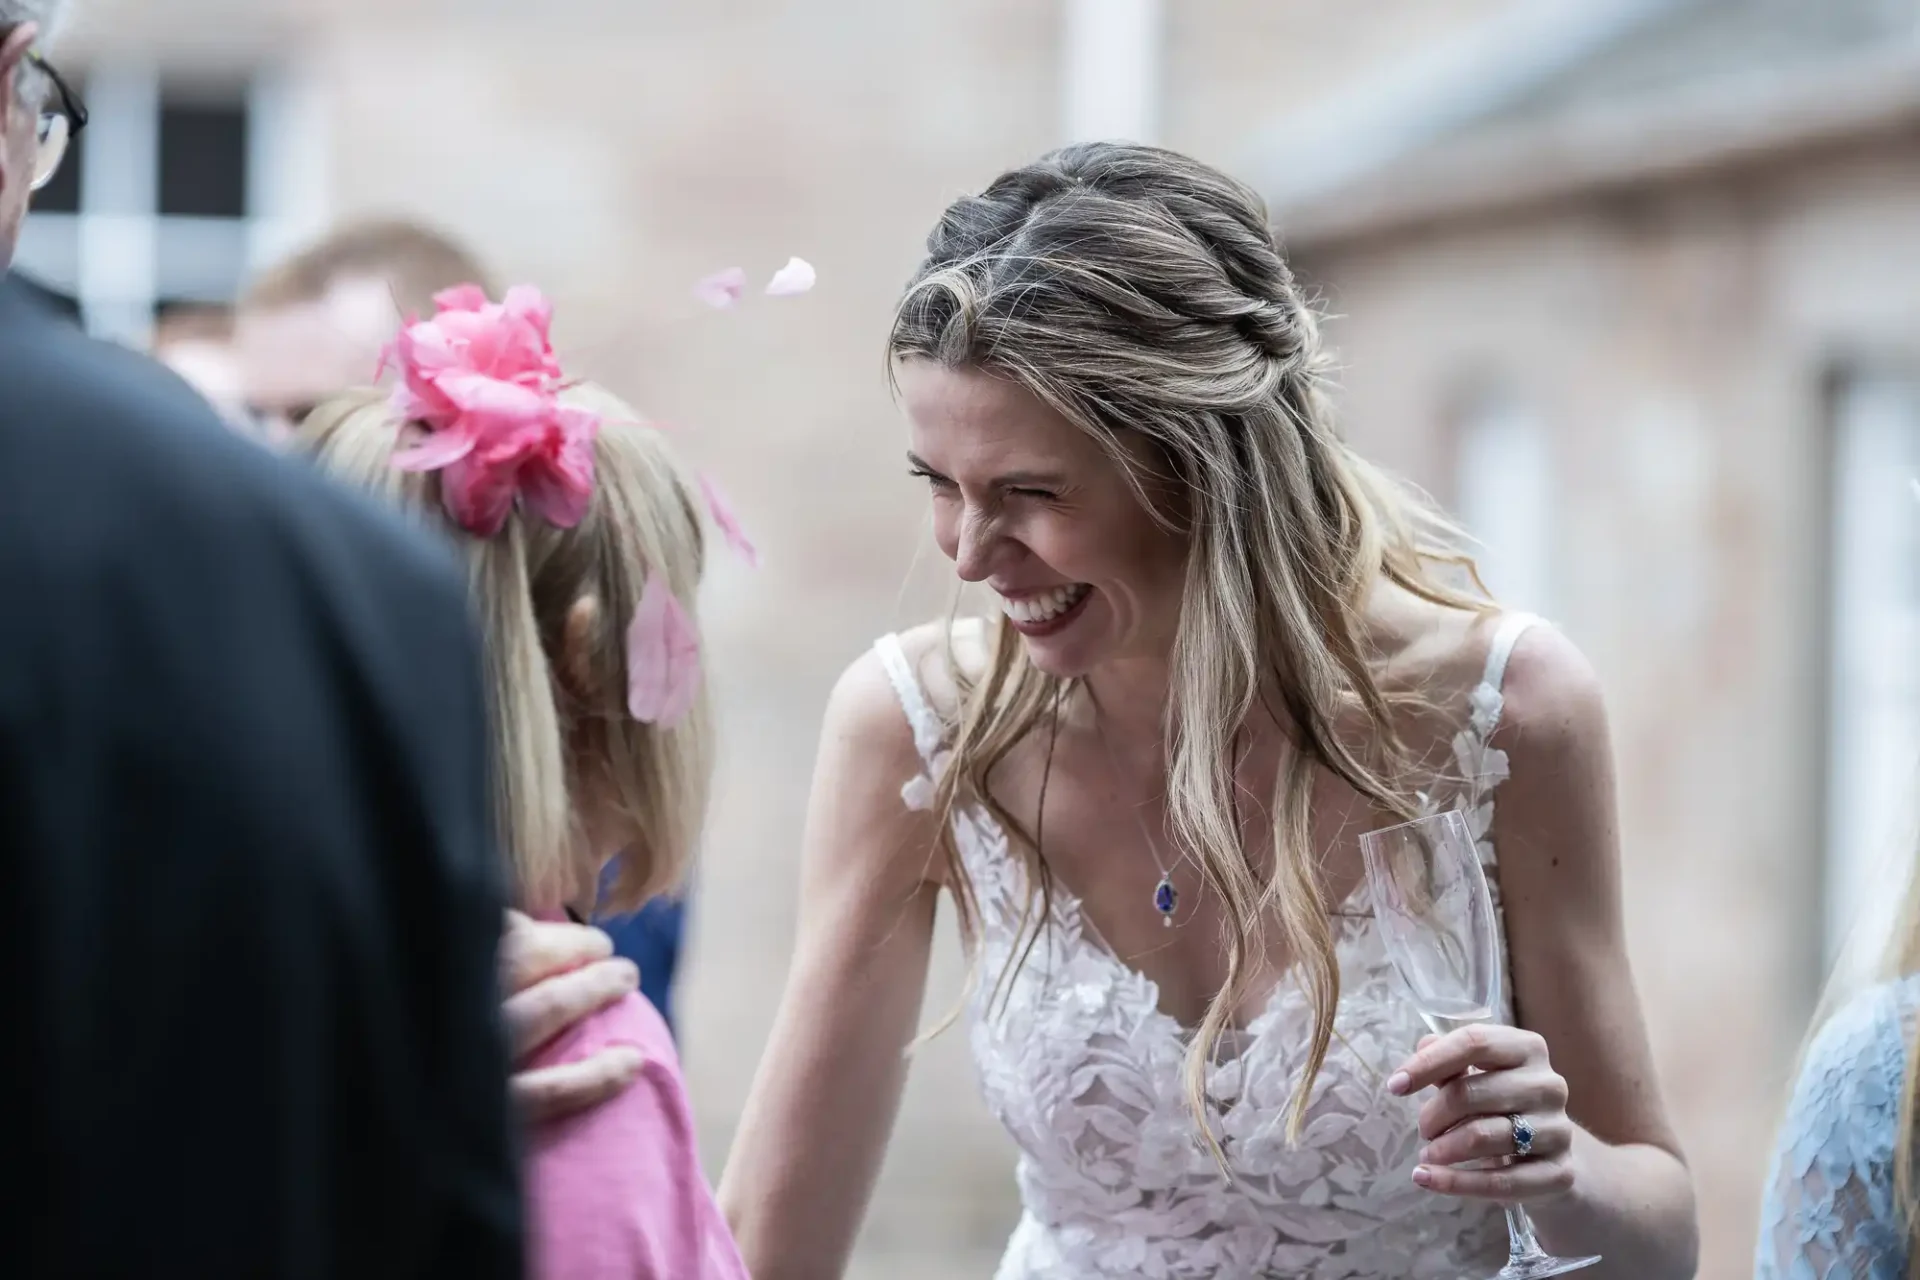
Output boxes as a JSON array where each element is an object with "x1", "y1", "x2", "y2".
[
  {"x1": 158, "y1": 93, "x2": 248, "y2": 218},
  {"x1": 154, "y1": 216, "x2": 250, "y2": 303},
  {"x1": 1453, "y1": 394, "x2": 1557, "y2": 616}
]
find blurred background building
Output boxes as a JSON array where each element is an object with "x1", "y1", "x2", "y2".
[{"x1": 21, "y1": 0, "x2": 1919, "y2": 1275}]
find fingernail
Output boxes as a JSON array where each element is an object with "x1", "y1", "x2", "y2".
[
  {"x1": 1418, "y1": 1145, "x2": 1435, "y2": 1165},
  {"x1": 1387, "y1": 1071, "x2": 1411, "y2": 1095},
  {"x1": 1412, "y1": 1166, "x2": 1433, "y2": 1188},
  {"x1": 609, "y1": 1046, "x2": 646, "y2": 1077},
  {"x1": 612, "y1": 959, "x2": 640, "y2": 990}
]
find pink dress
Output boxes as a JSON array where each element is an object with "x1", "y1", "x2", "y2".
[{"x1": 522, "y1": 987, "x2": 749, "y2": 1279}]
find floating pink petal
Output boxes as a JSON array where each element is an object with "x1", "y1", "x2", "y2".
[
  {"x1": 626, "y1": 576, "x2": 701, "y2": 726},
  {"x1": 699, "y1": 473, "x2": 759, "y2": 568},
  {"x1": 764, "y1": 257, "x2": 816, "y2": 297},
  {"x1": 692, "y1": 267, "x2": 746, "y2": 310}
]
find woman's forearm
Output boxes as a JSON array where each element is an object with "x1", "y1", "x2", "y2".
[{"x1": 1528, "y1": 1127, "x2": 1697, "y2": 1280}]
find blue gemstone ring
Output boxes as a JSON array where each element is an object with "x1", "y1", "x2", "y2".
[{"x1": 1508, "y1": 1114, "x2": 1535, "y2": 1158}]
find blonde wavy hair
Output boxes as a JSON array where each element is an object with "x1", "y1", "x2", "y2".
[
  {"x1": 888, "y1": 142, "x2": 1490, "y2": 1146},
  {"x1": 299, "y1": 383, "x2": 714, "y2": 916}
]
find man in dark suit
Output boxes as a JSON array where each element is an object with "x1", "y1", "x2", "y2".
[
  {"x1": 1, "y1": 263, "x2": 77, "y2": 320},
  {"x1": 0, "y1": 12, "x2": 524, "y2": 1276}
]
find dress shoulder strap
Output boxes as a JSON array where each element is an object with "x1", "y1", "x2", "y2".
[
  {"x1": 1479, "y1": 612, "x2": 1542, "y2": 702},
  {"x1": 872, "y1": 632, "x2": 945, "y2": 769},
  {"x1": 1455, "y1": 612, "x2": 1546, "y2": 822}
]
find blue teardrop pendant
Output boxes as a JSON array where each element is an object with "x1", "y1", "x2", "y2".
[{"x1": 1153, "y1": 872, "x2": 1177, "y2": 927}]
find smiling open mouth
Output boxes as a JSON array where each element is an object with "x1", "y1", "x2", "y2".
[{"x1": 999, "y1": 583, "x2": 1091, "y2": 634}]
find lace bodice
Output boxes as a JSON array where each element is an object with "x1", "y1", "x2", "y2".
[
  {"x1": 874, "y1": 614, "x2": 1540, "y2": 1279},
  {"x1": 1756, "y1": 977, "x2": 1918, "y2": 1280}
]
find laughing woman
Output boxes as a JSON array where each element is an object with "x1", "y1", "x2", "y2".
[{"x1": 719, "y1": 143, "x2": 1697, "y2": 1280}]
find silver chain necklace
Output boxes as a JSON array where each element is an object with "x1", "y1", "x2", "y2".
[{"x1": 1092, "y1": 703, "x2": 1181, "y2": 928}]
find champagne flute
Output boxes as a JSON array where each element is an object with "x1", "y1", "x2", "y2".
[{"x1": 1359, "y1": 810, "x2": 1600, "y2": 1279}]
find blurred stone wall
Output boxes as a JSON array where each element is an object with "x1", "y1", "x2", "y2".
[{"x1": 1290, "y1": 135, "x2": 1920, "y2": 1274}]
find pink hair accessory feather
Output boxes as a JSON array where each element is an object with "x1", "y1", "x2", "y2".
[
  {"x1": 384, "y1": 283, "x2": 600, "y2": 538},
  {"x1": 626, "y1": 574, "x2": 702, "y2": 726},
  {"x1": 698, "y1": 473, "x2": 759, "y2": 568}
]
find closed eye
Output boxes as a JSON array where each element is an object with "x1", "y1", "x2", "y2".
[
  {"x1": 908, "y1": 467, "x2": 957, "y2": 491},
  {"x1": 1009, "y1": 486, "x2": 1057, "y2": 501}
]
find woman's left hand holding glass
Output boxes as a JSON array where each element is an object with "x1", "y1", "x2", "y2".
[{"x1": 1387, "y1": 1024, "x2": 1577, "y2": 1203}]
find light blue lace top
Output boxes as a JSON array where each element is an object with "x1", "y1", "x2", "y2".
[{"x1": 1756, "y1": 977, "x2": 1918, "y2": 1279}]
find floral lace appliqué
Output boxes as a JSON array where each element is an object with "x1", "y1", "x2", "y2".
[
  {"x1": 1756, "y1": 978, "x2": 1916, "y2": 1280},
  {"x1": 872, "y1": 620, "x2": 1537, "y2": 1280}
]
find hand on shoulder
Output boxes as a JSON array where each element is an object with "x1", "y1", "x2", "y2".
[{"x1": 500, "y1": 911, "x2": 646, "y2": 1123}]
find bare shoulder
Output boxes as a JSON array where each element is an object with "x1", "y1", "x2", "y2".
[
  {"x1": 1494, "y1": 621, "x2": 1612, "y2": 762},
  {"x1": 814, "y1": 628, "x2": 965, "y2": 890},
  {"x1": 1487, "y1": 621, "x2": 1620, "y2": 886},
  {"x1": 821, "y1": 641, "x2": 926, "y2": 783}
]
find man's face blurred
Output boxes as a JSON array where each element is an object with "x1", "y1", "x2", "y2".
[
  {"x1": 235, "y1": 275, "x2": 402, "y2": 442},
  {"x1": 156, "y1": 337, "x2": 246, "y2": 426}
]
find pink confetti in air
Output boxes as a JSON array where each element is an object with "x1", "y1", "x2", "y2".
[
  {"x1": 764, "y1": 257, "x2": 816, "y2": 297},
  {"x1": 699, "y1": 473, "x2": 760, "y2": 568},
  {"x1": 692, "y1": 267, "x2": 746, "y2": 310},
  {"x1": 626, "y1": 575, "x2": 701, "y2": 726}
]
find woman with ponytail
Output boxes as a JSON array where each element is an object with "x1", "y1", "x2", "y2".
[{"x1": 302, "y1": 285, "x2": 747, "y2": 1280}]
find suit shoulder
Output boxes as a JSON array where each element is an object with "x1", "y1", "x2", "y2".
[{"x1": 0, "y1": 313, "x2": 464, "y2": 603}]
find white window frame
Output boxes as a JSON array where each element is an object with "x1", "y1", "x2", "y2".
[
  {"x1": 1452, "y1": 391, "x2": 1557, "y2": 618},
  {"x1": 1061, "y1": 0, "x2": 1162, "y2": 144},
  {"x1": 13, "y1": 61, "x2": 329, "y2": 347},
  {"x1": 1824, "y1": 366, "x2": 1920, "y2": 988}
]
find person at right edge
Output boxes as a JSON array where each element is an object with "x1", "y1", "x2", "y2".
[
  {"x1": 1756, "y1": 680, "x2": 1920, "y2": 1271},
  {"x1": 0, "y1": 5, "x2": 523, "y2": 1276}
]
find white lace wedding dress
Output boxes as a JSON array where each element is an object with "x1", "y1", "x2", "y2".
[{"x1": 872, "y1": 614, "x2": 1540, "y2": 1280}]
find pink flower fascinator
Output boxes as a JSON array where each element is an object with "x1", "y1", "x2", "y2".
[
  {"x1": 380, "y1": 269, "x2": 814, "y2": 729},
  {"x1": 385, "y1": 284, "x2": 601, "y2": 538}
]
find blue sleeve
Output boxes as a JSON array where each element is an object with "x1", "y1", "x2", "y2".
[
  {"x1": 1756, "y1": 982, "x2": 1913, "y2": 1280},
  {"x1": 600, "y1": 886, "x2": 688, "y2": 1036}
]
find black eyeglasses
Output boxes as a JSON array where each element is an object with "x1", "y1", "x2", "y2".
[{"x1": 25, "y1": 50, "x2": 85, "y2": 193}]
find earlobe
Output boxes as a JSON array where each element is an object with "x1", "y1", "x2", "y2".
[{"x1": 556, "y1": 594, "x2": 604, "y2": 705}]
